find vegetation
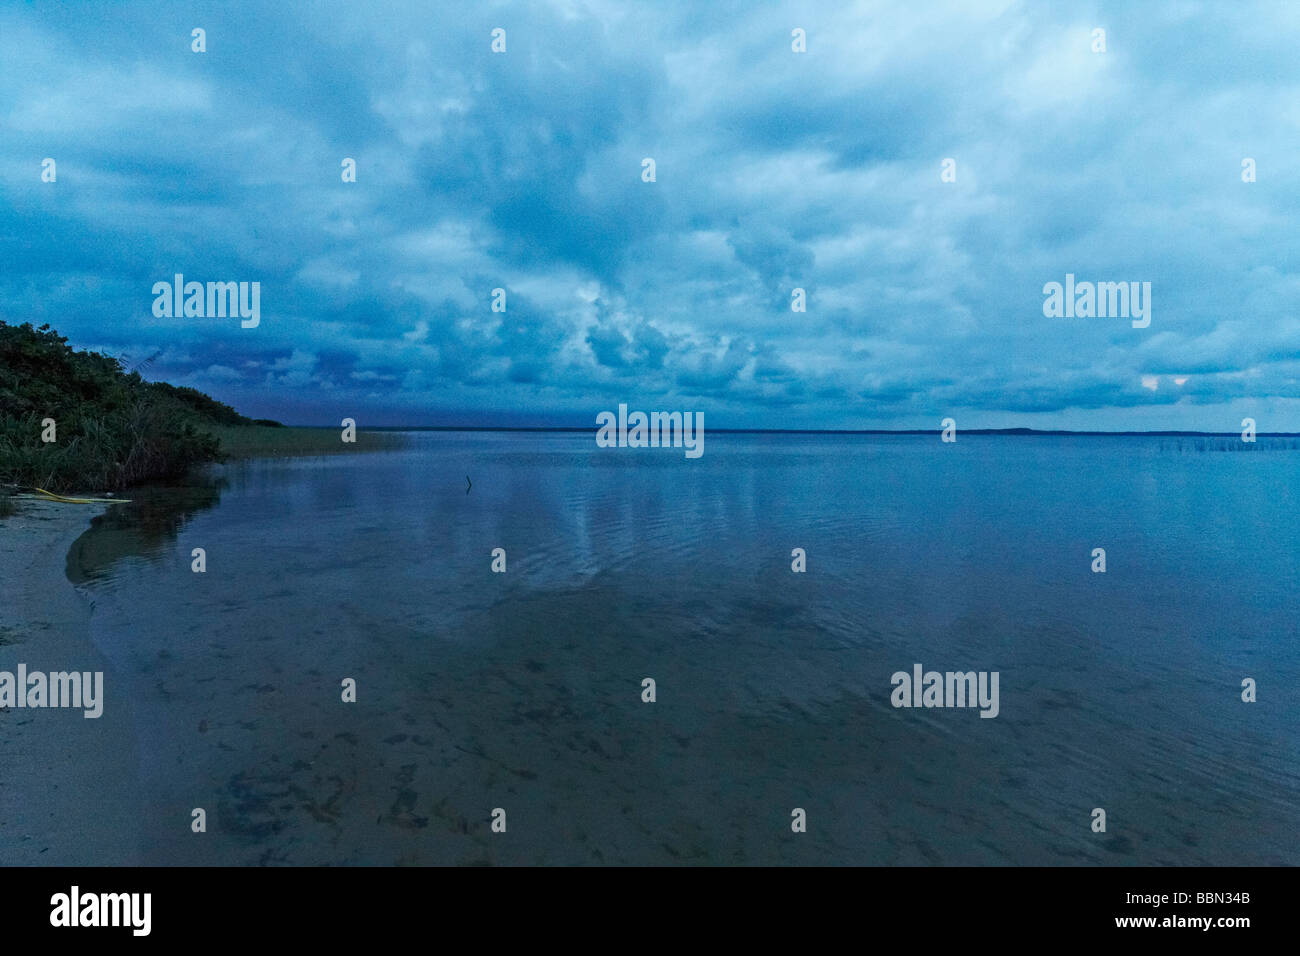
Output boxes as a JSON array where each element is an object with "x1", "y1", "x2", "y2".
[
  {"x1": 0, "y1": 321, "x2": 398, "y2": 495},
  {"x1": 1, "y1": 322, "x2": 234, "y2": 491},
  {"x1": 208, "y1": 424, "x2": 405, "y2": 459}
]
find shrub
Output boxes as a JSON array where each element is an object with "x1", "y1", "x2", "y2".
[{"x1": 0, "y1": 321, "x2": 235, "y2": 491}]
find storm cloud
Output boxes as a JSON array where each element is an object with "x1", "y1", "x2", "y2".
[{"x1": 2, "y1": 0, "x2": 1298, "y2": 428}]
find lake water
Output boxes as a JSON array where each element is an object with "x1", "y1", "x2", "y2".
[{"x1": 53, "y1": 432, "x2": 1300, "y2": 864}]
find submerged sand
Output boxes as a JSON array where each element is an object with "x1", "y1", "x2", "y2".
[{"x1": 0, "y1": 500, "x2": 141, "y2": 865}]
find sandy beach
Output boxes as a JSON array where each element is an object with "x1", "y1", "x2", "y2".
[{"x1": 0, "y1": 499, "x2": 141, "y2": 865}]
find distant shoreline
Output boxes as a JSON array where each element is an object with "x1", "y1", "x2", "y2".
[
  {"x1": 205, "y1": 424, "x2": 409, "y2": 459},
  {"x1": 299, "y1": 425, "x2": 1300, "y2": 437}
]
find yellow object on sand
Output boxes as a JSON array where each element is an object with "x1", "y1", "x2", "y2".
[{"x1": 22, "y1": 488, "x2": 131, "y2": 505}]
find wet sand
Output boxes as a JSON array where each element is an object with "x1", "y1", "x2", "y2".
[{"x1": 0, "y1": 500, "x2": 142, "y2": 865}]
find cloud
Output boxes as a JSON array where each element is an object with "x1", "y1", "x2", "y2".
[{"x1": 1, "y1": 0, "x2": 1297, "y2": 428}]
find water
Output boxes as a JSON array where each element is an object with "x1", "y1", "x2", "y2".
[{"x1": 55, "y1": 433, "x2": 1300, "y2": 864}]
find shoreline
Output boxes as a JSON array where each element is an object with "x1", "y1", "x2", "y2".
[
  {"x1": 0, "y1": 432, "x2": 405, "y2": 864},
  {"x1": 0, "y1": 500, "x2": 141, "y2": 865},
  {"x1": 206, "y1": 424, "x2": 410, "y2": 460}
]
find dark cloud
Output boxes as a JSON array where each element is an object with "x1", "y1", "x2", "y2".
[{"x1": 1, "y1": 0, "x2": 1297, "y2": 428}]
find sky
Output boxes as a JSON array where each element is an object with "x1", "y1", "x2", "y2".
[{"x1": 2, "y1": 0, "x2": 1299, "y2": 429}]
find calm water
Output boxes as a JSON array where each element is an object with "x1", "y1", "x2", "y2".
[{"x1": 52, "y1": 433, "x2": 1300, "y2": 863}]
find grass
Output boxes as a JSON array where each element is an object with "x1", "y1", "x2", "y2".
[
  {"x1": 204, "y1": 425, "x2": 408, "y2": 459},
  {"x1": 1, "y1": 321, "x2": 406, "y2": 492},
  {"x1": 2, "y1": 322, "x2": 226, "y2": 492}
]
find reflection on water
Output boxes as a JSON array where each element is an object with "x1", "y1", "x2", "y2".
[
  {"x1": 66, "y1": 479, "x2": 225, "y2": 584},
  {"x1": 41, "y1": 434, "x2": 1300, "y2": 864}
]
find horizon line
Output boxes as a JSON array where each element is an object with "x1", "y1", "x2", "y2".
[{"x1": 280, "y1": 425, "x2": 1300, "y2": 437}]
